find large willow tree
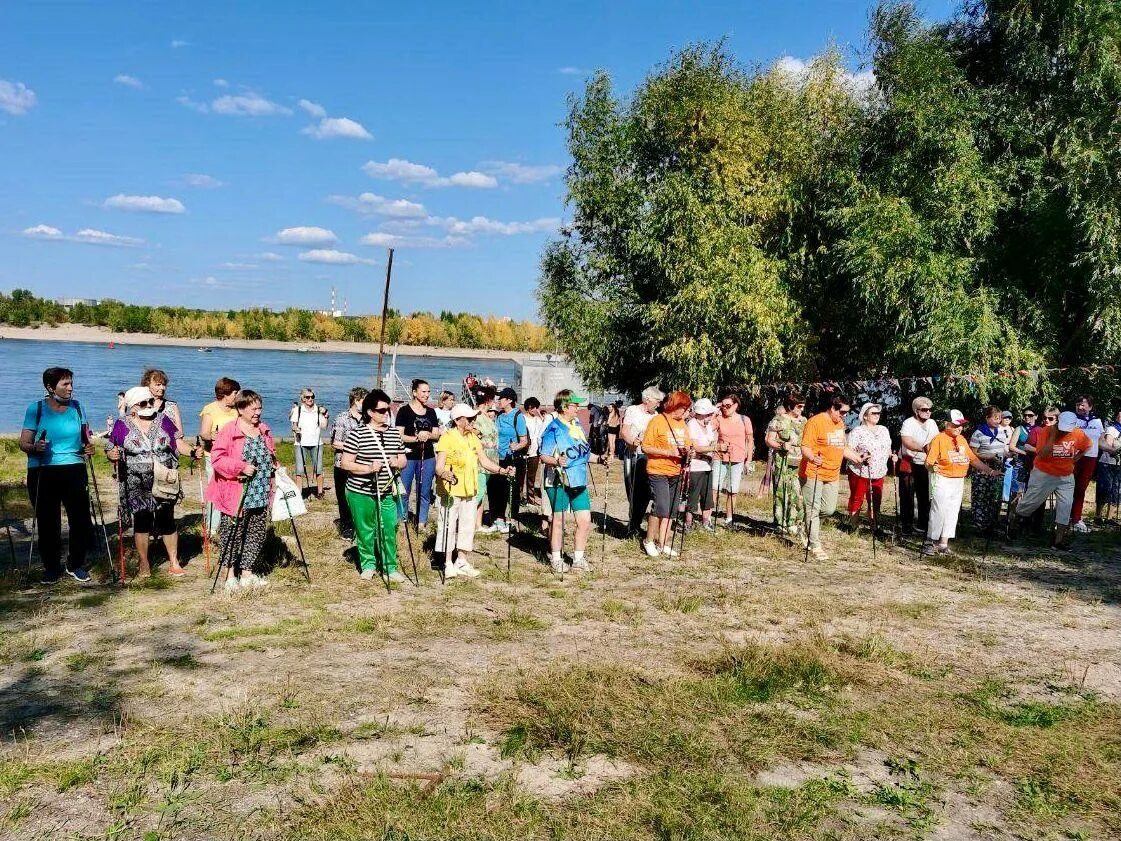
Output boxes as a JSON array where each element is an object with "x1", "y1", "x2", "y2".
[{"x1": 539, "y1": 1, "x2": 1121, "y2": 404}]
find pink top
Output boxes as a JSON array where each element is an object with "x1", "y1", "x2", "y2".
[
  {"x1": 715, "y1": 412, "x2": 753, "y2": 464},
  {"x1": 205, "y1": 419, "x2": 276, "y2": 516}
]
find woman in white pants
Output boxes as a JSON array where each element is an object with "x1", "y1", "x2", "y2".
[
  {"x1": 433, "y1": 403, "x2": 514, "y2": 579},
  {"x1": 923, "y1": 410, "x2": 1000, "y2": 555}
]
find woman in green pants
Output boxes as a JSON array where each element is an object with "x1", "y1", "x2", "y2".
[{"x1": 341, "y1": 390, "x2": 407, "y2": 584}]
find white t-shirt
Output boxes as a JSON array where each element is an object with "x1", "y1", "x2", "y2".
[
  {"x1": 623, "y1": 404, "x2": 655, "y2": 454},
  {"x1": 1075, "y1": 415, "x2": 1104, "y2": 458},
  {"x1": 686, "y1": 418, "x2": 717, "y2": 472},
  {"x1": 290, "y1": 402, "x2": 324, "y2": 446},
  {"x1": 525, "y1": 413, "x2": 548, "y2": 457},
  {"x1": 1099, "y1": 423, "x2": 1120, "y2": 466},
  {"x1": 900, "y1": 416, "x2": 939, "y2": 464}
]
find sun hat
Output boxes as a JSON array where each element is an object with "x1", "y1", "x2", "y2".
[
  {"x1": 912, "y1": 396, "x2": 933, "y2": 412},
  {"x1": 124, "y1": 386, "x2": 153, "y2": 410},
  {"x1": 1057, "y1": 411, "x2": 1077, "y2": 432},
  {"x1": 948, "y1": 409, "x2": 968, "y2": 427},
  {"x1": 858, "y1": 402, "x2": 881, "y2": 422},
  {"x1": 693, "y1": 398, "x2": 717, "y2": 416},
  {"x1": 450, "y1": 403, "x2": 478, "y2": 421}
]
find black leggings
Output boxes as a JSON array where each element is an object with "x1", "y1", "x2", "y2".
[
  {"x1": 27, "y1": 464, "x2": 92, "y2": 577},
  {"x1": 489, "y1": 457, "x2": 526, "y2": 523},
  {"x1": 334, "y1": 466, "x2": 352, "y2": 530},
  {"x1": 134, "y1": 501, "x2": 175, "y2": 535}
]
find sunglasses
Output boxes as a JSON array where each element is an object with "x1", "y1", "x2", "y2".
[
  {"x1": 867, "y1": 410, "x2": 881, "y2": 415},
  {"x1": 1044, "y1": 415, "x2": 1058, "y2": 421},
  {"x1": 136, "y1": 399, "x2": 155, "y2": 407},
  {"x1": 371, "y1": 405, "x2": 390, "y2": 414},
  {"x1": 302, "y1": 395, "x2": 315, "y2": 400},
  {"x1": 719, "y1": 402, "x2": 735, "y2": 409},
  {"x1": 917, "y1": 407, "x2": 932, "y2": 413}
]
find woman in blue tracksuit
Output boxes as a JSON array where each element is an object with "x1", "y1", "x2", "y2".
[{"x1": 539, "y1": 389, "x2": 606, "y2": 575}]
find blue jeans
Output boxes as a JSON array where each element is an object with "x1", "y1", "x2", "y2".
[{"x1": 399, "y1": 457, "x2": 435, "y2": 524}]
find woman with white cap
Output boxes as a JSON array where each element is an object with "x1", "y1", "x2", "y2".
[
  {"x1": 433, "y1": 402, "x2": 514, "y2": 579},
  {"x1": 923, "y1": 410, "x2": 1000, "y2": 555},
  {"x1": 845, "y1": 403, "x2": 894, "y2": 524},
  {"x1": 106, "y1": 386, "x2": 202, "y2": 578},
  {"x1": 685, "y1": 398, "x2": 720, "y2": 531}
]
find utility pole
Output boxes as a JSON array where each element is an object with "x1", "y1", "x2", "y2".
[{"x1": 375, "y1": 248, "x2": 394, "y2": 384}]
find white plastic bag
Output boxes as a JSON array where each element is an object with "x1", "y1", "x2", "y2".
[{"x1": 271, "y1": 466, "x2": 307, "y2": 522}]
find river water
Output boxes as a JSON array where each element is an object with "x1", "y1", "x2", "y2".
[{"x1": 1, "y1": 339, "x2": 517, "y2": 435}]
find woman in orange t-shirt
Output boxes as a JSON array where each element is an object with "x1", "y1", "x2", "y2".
[
  {"x1": 640, "y1": 391, "x2": 693, "y2": 558},
  {"x1": 924, "y1": 410, "x2": 999, "y2": 554}
]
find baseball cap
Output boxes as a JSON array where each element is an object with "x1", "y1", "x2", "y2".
[
  {"x1": 948, "y1": 409, "x2": 968, "y2": 427},
  {"x1": 497, "y1": 387, "x2": 518, "y2": 402},
  {"x1": 1057, "y1": 411, "x2": 1077, "y2": 432},
  {"x1": 450, "y1": 403, "x2": 478, "y2": 421},
  {"x1": 693, "y1": 398, "x2": 717, "y2": 415},
  {"x1": 1001, "y1": 410, "x2": 1013, "y2": 420},
  {"x1": 912, "y1": 397, "x2": 933, "y2": 412},
  {"x1": 567, "y1": 394, "x2": 588, "y2": 405}
]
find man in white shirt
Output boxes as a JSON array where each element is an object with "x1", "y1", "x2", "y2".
[
  {"x1": 1070, "y1": 394, "x2": 1104, "y2": 532},
  {"x1": 899, "y1": 396, "x2": 939, "y2": 534},
  {"x1": 621, "y1": 386, "x2": 664, "y2": 534},
  {"x1": 290, "y1": 388, "x2": 328, "y2": 499}
]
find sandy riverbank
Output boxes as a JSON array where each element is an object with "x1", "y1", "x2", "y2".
[{"x1": 0, "y1": 324, "x2": 538, "y2": 363}]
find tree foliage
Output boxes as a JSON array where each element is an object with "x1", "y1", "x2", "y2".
[{"x1": 539, "y1": 1, "x2": 1121, "y2": 406}]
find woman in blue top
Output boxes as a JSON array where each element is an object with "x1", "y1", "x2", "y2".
[
  {"x1": 18, "y1": 367, "x2": 95, "y2": 584},
  {"x1": 539, "y1": 389, "x2": 606, "y2": 574}
]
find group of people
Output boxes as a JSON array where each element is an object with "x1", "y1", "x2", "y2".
[{"x1": 16, "y1": 362, "x2": 1120, "y2": 589}]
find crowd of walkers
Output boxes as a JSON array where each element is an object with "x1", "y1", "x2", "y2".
[{"x1": 14, "y1": 362, "x2": 1121, "y2": 589}]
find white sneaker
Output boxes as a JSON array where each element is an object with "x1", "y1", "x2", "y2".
[
  {"x1": 550, "y1": 557, "x2": 567, "y2": 574},
  {"x1": 723, "y1": 516, "x2": 733, "y2": 526},
  {"x1": 494, "y1": 519, "x2": 510, "y2": 534},
  {"x1": 387, "y1": 570, "x2": 408, "y2": 584},
  {"x1": 1071, "y1": 520, "x2": 1091, "y2": 533},
  {"x1": 359, "y1": 568, "x2": 376, "y2": 580},
  {"x1": 223, "y1": 577, "x2": 241, "y2": 593},
  {"x1": 454, "y1": 559, "x2": 481, "y2": 578},
  {"x1": 571, "y1": 557, "x2": 590, "y2": 572},
  {"x1": 477, "y1": 524, "x2": 498, "y2": 534},
  {"x1": 643, "y1": 540, "x2": 661, "y2": 557},
  {"x1": 442, "y1": 562, "x2": 458, "y2": 579},
  {"x1": 661, "y1": 545, "x2": 680, "y2": 558}
]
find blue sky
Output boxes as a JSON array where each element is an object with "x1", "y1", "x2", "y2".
[{"x1": 1, "y1": 1, "x2": 955, "y2": 320}]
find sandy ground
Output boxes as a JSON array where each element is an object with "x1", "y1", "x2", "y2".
[{"x1": 0, "y1": 324, "x2": 537, "y2": 362}]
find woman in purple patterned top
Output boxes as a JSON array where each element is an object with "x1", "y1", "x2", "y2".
[{"x1": 106, "y1": 386, "x2": 202, "y2": 578}]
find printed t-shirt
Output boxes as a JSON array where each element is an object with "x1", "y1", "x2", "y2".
[
  {"x1": 395, "y1": 403, "x2": 440, "y2": 460},
  {"x1": 686, "y1": 418, "x2": 717, "y2": 472},
  {"x1": 496, "y1": 409, "x2": 529, "y2": 459},
  {"x1": 200, "y1": 400, "x2": 237, "y2": 440},
  {"x1": 1100, "y1": 423, "x2": 1121, "y2": 467},
  {"x1": 434, "y1": 428, "x2": 483, "y2": 498},
  {"x1": 715, "y1": 412, "x2": 751, "y2": 464},
  {"x1": 474, "y1": 409, "x2": 499, "y2": 462},
  {"x1": 22, "y1": 399, "x2": 87, "y2": 468},
  {"x1": 798, "y1": 412, "x2": 846, "y2": 482},
  {"x1": 289, "y1": 403, "x2": 324, "y2": 447},
  {"x1": 1033, "y1": 428, "x2": 1091, "y2": 477},
  {"x1": 641, "y1": 414, "x2": 691, "y2": 477},
  {"x1": 540, "y1": 416, "x2": 591, "y2": 488},
  {"x1": 926, "y1": 431, "x2": 975, "y2": 479},
  {"x1": 331, "y1": 410, "x2": 363, "y2": 469},
  {"x1": 900, "y1": 416, "x2": 939, "y2": 464},
  {"x1": 343, "y1": 424, "x2": 406, "y2": 497},
  {"x1": 1075, "y1": 415, "x2": 1104, "y2": 458},
  {"x1": 622, "y1": 404, "x2": 655, "y2": 454}
]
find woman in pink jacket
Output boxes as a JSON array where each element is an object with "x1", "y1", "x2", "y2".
[{"x1": 205, "y1": 390, "x2": 277, "y2": 592}]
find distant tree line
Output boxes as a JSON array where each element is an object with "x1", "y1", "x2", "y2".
[{"x1": 0, "y1": 289, "x2": 553, "y2": 352}]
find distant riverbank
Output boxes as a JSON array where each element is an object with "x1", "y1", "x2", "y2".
[{"x1": 0, "y1": 324, "x2": 537, "y2": 363}]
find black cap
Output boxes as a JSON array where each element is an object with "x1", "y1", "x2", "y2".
[{"x1": 498, "y1": 387, "x2": 518, "y2": 402}]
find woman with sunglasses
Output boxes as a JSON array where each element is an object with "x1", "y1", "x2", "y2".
[
  {"x1": 1008, "y1": 409, "x2": 1037, "y2": 499},
  {"x1": 290, "y1": 388, "x2": 328, "y2": 500},
  {"x1": 107, "y1": 387, "x2": 203, "y2": 578},
  {"x1": 899, "y1": 397, "x2": 939, "y2": 534},
  {"x1": 845, "y1": 402, "x2": 894, "y2": 524},
  {"x1": 341, "y1": 390, "x2": 408, "y2": 584}
]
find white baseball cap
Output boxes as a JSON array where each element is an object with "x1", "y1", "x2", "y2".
[
  {"x1": 948, "y1": 409, "x2": 968, "y2": 427},
  {"x1": 450, "y1": 403, "x2": 479, "y2": 421},
  {"x1": 1057, "y1": 411, "x2": 1077, "y2": 432},
  {"x1": 692, "y1": 398, "x2": 717, "y2": 416}
]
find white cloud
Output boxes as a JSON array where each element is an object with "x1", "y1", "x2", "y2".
[
  {"x1": 302, "y1": 116, "x2": 372, "y2": 140},
  {"x1": 558, "y1": 66, "x2": 589, "y2": 75},
  {"x1": 220, "y1": 261, "x2": 258, "y2": 269},
  {"x1": 0, "y1": 80, "x2": 37, "y2": 115},
  {"x1": 114, "y1": 74, "x2": 144, "y2": 89},
  {"x1": 298, "y1": 98, "x2": 326, "y2": 118},
  {"x1": 22, "y1": 224, "x2": 63, "y2": 239},
  {"x1": 361, "y1": 157, "x2": 497, "y2": 189},
  {"x1": 775, "y1": 55, "x2": 875, "y2": 96},
  {"x1": 271, "y1": 226, "x2": 338, "y2": 246},
  {"x1": 170, "y1": 39, "x2": 189, "y2": 48},
  {"x1": 360, "y1": 232, "x2": 468, "y2": 249},
  {"x1": 438, "y1": 215, "x2": 560, "y2": 236},
  {"x1": 21, "y1": 224, "x2": 143, "y2": 247},
  {"x1": 74, "y1": 229, "x2": 145, "y2": 247},
  {"x1": 176, "y1": 95, "x2": 209, "y2": 114},
  {"x1": 297, "y1": 249, "x2": 375, "y2": 265},
  {"x1": 482, "y1": 161, "x2": 564, "y2": 184},
  {"x1": 211, "y1": 92, "x2": 292, "y2": 116},
  {"x1": 181, "y1": 173, "x2": 223, "y2": 189},
  {"x1": 255, "y1": 251, "x2": 285, "y2": 262},
  {"x1": 213, "y1": 78, "x2": 229, "y2": 87},
  {"x1": 327, "y1": 192, "x2": 427, "y2": 218},
  {"x1": 104, "y1": 194, "x2": 186, "y2": 214}
]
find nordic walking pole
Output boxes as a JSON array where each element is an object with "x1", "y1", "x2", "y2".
[
  {"x1": 196, "y1": 438, "x2": 211, "y2": 574},
  {"x1": 372, "y1": 481, "x2": 392, "y2": 594},
  {"x1": 211, "y1": 483, "x2": 248, "y2": 593},
  {"x1": 438, "y1": 486, "x2": 453, "y2": 585},
  {"x1": 600, "y1": 459, "x2": 609, "y2": 566},
  {"x1": 0, "y1": 485, "x2": 15, "y2": 567},
  {"x1": 395, "y1": 469, "x2": 420, "y2": 586},
  {"x1": 113, "y1": 451, "x2": 128, "y2": 584},
  {"x1": 281, "y1": 491, "x2": 311, "y2": 583},
  {"x1": 85, "y1": 454, "x2": 116, "y2": 584},
  {"x1": 505, "y1": 474, "x2": 514, "y2": 581},
  {"x1": 804, "y1": 470, "x2": 820, "y2": 564},
  {"x1": 865, "y1": 469, "x2": 877, "y2": 561}
]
